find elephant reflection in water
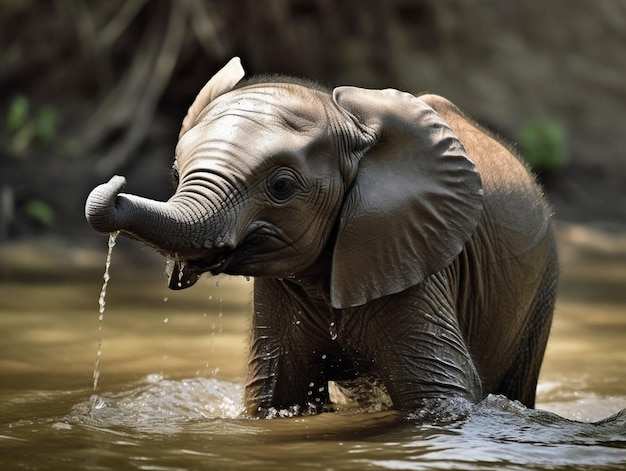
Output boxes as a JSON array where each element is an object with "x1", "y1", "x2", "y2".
[{"x1": 86, "y1": 58, "x2": 558, "y2": 418}]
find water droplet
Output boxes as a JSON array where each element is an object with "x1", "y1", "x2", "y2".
[
  {"x1": 163, "y1": 297, "x2": 169, "y2": 303},
  {"x1": 329, "y1": 321, "x2": 338, "y2": 341},
  {"x1": 163, "y1": 317, "x2": 169, "y2": 324}
]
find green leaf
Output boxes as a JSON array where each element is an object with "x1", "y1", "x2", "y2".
[
  {"x1": 36, "y1": 106, "x2": 57, "y2": 144},
  {"x1": 7, "y1": 94, "x2": 29, "y2": 134},
  {"x1": 519, "y1": 121, "x2": 567, "y2": 171},
  {"x1": 24, "y1": 199, "x2": 54, "y2": 226}
]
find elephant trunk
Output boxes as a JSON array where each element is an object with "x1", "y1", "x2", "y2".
[
  {"x1": 85, "y1": 175, "x2": 190, "y2": 250},
  {"x1": 85, "y1": 176, "x2": 226, "y2": 288},
  {"x1": 85, "y1": 175, "x2": 137, "y2": 235}
]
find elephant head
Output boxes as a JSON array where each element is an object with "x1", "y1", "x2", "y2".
[{"x1": 85, "y1": 57, "x2": 483, "y2": 307}]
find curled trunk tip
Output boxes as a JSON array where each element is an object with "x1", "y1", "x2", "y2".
[{"x1": 85, "y1": 175, "x2": 127, "y2": 234}]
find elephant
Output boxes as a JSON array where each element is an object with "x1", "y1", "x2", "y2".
[{"x1": 85, "y1": 57, "x2": 558, "y2": 418}]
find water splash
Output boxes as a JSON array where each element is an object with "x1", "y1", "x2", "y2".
[
  {"x1": 93, "y1": 231, "x2": 118, "y2": 391},
  {"x1": 69, "y1": 375, "x2": 244, "y2": 434}
]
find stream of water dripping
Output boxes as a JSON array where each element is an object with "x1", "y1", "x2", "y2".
[{"x1": 93, "y1": 231, "x2": 118, "y2": 391}]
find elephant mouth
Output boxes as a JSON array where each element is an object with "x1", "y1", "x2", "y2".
[
  {"x1": 167, "y1": 254, "x2": 231, "y2": 290},
  {"x1": 165, "y1": 223, "x2": 288, "y2": 290}
]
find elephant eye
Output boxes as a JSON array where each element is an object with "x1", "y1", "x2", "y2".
[{"x1": 267, "y1": 167, "x2": 304, "y2": 203}]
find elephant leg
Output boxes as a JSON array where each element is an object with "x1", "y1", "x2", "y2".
[
  {"x1": 352, "y1": 273, "x2": 484, "y2": 410},
  {"x1": 496, "y1": 263, "x2": 558, "y2": 407},
  {"x1": 244, "y1": 278, "x2": 331, "y2": 417},
  {"x1": 244, "y1": 341, "x2": 329, "y2": 417}
]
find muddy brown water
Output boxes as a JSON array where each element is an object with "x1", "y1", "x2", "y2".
[{"x1": 1, "y1": 225, "x2": 625, "y2": 470}]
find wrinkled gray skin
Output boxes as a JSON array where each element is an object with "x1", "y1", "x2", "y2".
[{"x1": 86, "y1": 58, "x2": 558, "y2": 418}]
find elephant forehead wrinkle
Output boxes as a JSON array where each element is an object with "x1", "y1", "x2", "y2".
[
  {"x1": 182, "y1": 95, "x2": 332, "y2": 170},
  {"x1": 208, "y1": 87, "x2": 327, "y2": 132},
  {"x1": 210, "y1": 108, "x2": 322, "y2": 142},
  {"x1": 178, "y1": 135, "x2": 258, "y2": 178},
  {"x1": 180, "y1": 154, "x2": 248, "y2": 185},
  {"x1": 205, "y1": 114, "x2": 308, "y2": 155}
]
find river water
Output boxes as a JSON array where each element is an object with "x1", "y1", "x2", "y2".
[{"x1": 1, "y1": 225, "x2": 625, "y2": 470}]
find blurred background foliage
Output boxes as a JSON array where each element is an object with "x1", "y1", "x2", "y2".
[{"x1": 0, "y1": 0, "x2": 625, "y2": 240}]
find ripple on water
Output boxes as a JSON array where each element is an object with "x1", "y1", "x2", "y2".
[
  {"x1": 58, "y1": 380, "x2": 626, "y2": 470},
  {"x1": 371, "y1": 395, "x2": 626, "y2": 470}
]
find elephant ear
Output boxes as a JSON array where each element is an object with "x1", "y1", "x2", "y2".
[
  {"x1": 179, "y1": 57, "x2": 245, "y2": 138},
  {"x1": 330, "y1": 86, "x2": 484, "y2": 309}
]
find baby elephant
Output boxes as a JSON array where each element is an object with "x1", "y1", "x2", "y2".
[{"x1": 86, "y1": 57, "x2": 558, "y2": 417}]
